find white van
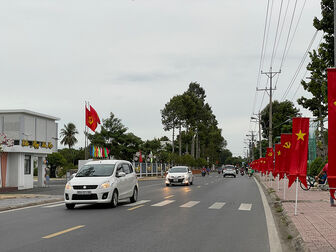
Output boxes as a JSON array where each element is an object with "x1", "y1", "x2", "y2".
[{"x1": 64, "y1": 160, "x2": 138, "y2": 209}]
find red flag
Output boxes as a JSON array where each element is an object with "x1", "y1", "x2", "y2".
[
  {"x1": 288, "y1": 118, "x2": 309, "y2": 188},
  {"x1": 266, "y1": 147, "x2": 274, "y2": 175},
  {"x1": 85, "y1": 105, "x2": 101, "y2": 132},
  {"x1": 280, "y1": 134, "x2": 292, "y2": 180},
  {"x1": 274, "y1": 144, "x2": 282, "y2": 178},
  {"x1": 328, "y1": 69, "x2": 336, "y2": 200},
  {"x1": 139, "y1": 150, "x2": 143, "y2": 163},
  {"x1": 261, "y1": 157, "x2": 267, "y2": 175}
]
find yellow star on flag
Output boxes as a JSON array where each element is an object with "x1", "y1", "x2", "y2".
[
  {"x1": 334, "y1": 101, "x2": 336, "y2": 106},
  {"x1": 268, "y1": 152, "x2": 273, "y2": 157},
  {"x1": 277, "y1": 150, "x2": 281, "y2": 156},
  {"x1": 296, "y1": 130, "x2": 306, "y2": 141}
]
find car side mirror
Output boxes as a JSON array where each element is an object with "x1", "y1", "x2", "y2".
[{"x1": 117, "y1": 171, "x2": 126, "y2": 177}]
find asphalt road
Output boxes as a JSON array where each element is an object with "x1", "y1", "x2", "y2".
[{"x1": 0, "y1": 174, "x2": 270, "y2": 252}]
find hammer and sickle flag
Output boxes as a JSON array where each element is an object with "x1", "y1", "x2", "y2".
[
  {"x1": 328, "y1": 68, "x2": 336, "y2": 200},
  {"x1": 266, "y1": 147, "x2": 274, "y2": 175},
  {"x1": 86, "y1": 105, "x2": 101, "y2": 132},
  {"x1": 288, "y1": 118, "x2": 309, "y2": 188},
  {"x1": 279, "y1": 134, "x2": 292, "y2": 180}
]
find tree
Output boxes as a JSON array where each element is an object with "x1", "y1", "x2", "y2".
[
  {"x1": 46, "y1": 152, "x2": 67, "y2": 178},
  {"x1": 88, "y1": 112, "x2": 129, "y2": 159},
  {"x1": 297, "y1": 0, "x2": 332, "y2": 157},
  {"x1": 261, "y1": 100, "x2": 300, "y2": 143},
  {"x1": 60, "y1": 123, "x2": 79, "y2": 149}
]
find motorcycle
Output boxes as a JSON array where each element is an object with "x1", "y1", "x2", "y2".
[
  {"x1": 201, "y1": 171, "x2": 206, "y2": 177},
  {"x1": 240, "y1": 171, "x2": 244, "y2": 176}
]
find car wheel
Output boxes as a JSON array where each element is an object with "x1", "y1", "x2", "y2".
[
  {"x1": 110, "y1": 190, "x2": 118, "y2": 208},
  {"x1": 130, "y1": 187, "x2": 138, "y2": 203},
  {"x1": 190, "y1": 180, "x2": 193, "y2": 185},
  {"x1": 65, "y1": 203, "x2": 75, "y2": 210}
]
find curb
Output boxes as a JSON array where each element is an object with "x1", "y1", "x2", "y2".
[
  {"x1": 255, "y1": 174, "x2": 308, "y2": 252},
  {"x1": 0, "y1": 198, "x2": 63, "y2": 212}
]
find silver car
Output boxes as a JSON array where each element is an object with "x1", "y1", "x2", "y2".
[
  {"x1": 223, "y1": 165, "x2": 236, "y2": 178},
  {"x1": 165, "y1": 166, "x2": 194, "y2": 186}
]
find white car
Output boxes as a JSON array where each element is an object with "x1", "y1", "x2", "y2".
[
  {"x1": 223, "y1": 165, "x2": 236, "y2": 178},
  {"x1": 64, "y1": 160, "x2": 138, "y2": 209},
  {"x1": 166, "y1": 166, "x2": 194, "y2": 186}
]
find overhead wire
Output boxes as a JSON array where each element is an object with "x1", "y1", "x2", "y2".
[
  {"x1": 280, "y1": 30, "x2": 319, "y2": 101},
  {"x1": 270, "y1": 0, "x2": 284, "y2": 68}
]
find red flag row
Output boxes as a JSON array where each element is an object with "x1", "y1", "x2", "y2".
[{"x1": 250, "y1": 117, "x2": 309, "y2": 189}]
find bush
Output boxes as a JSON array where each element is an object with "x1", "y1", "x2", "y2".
[{"x1": 308, "y1": 157, "x2": 326, "y2": 177}]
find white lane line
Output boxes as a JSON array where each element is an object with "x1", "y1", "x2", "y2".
[
  {"x1": 254, "y1": 178, "x2": 282, "y2": 252},
  {"x1": 151, "y1": 200, "x2": 175, "y2": 207},
  {"x1": 124, "y1": 200, "x2": 151, "y2": 207},
  {"x1": 0, "y1": 201, "x2": 64, "y2": 214},
  {"x1": 205, "y1": 183, "x2": 209, "y2": 185},
  {"x1": 180, "y1": 201, "x2": 200, "y2": 208},
  {"x1": 209, "y1": 202, "x2": 226, "y2": 209},
  {"x1": 238, "y1": 203, "x2": 252, "y2": 211},
  {"x1": 43, "y1": 203, "x2": 65, "y2": 208}
]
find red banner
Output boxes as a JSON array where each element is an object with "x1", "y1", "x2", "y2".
[
  {"x1": 261, "y1": 157, "x2": 267, "y2": 175},
  {"x1": 280, "y1": 134, "x2": 292, "y2": 180},
  {"x1": 86, "y1": 105, "x2": 101, "y2": 132},
  {"x1": 266, "y1": 147, "x2": 274, "y2": 175},
  {"x1": 288, "y1": 118, "x2": 309, "y2": 188},
  {"x1": 274, "y1": 144, "x2": 282, "y2": 178},
  {"x1": 328, "y1": 69, "x2": 336, "y2": 200}
]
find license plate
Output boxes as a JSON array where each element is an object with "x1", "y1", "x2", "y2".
[
  {"x1": 174, "y1": 179, "x2": 178, "y2": 182},
  {"x1": 77, "y1": 191, "x2": 92, "y2": 195}
]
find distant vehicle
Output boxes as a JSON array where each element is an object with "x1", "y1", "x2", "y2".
[
  {"x1": 64, "y1": 160, "x2": 138, "y2": 209},
  {"x1": 223, "y1": 165, "x2": 236, "y2": 178},
  {"x1": 166, "y1": 166, "x2": 194, "y2": 186}
]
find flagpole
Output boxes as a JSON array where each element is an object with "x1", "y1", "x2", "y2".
[
  {"x1": 283, "y1": 175, "x2": 286, "y2": 200},
  {"x1": 85, "y1": 101, "x2": 88, "y2": 160},
  {"x1": 295, "y1": 177, "x2": 299, "y2": 216},
  {"x1": 270, "y1": 173, "x2": 273, "y2": 188},
  {"x1": 277, "y1": 174, "x2": 280, "y2": 191}
]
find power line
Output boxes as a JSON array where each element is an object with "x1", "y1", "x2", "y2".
[
  {"x1": 280, "y1": 30, "x2": 319, "y2": 101},
  {"x1": 270, "y1": 0, "x2": 284, "y2": 68}
]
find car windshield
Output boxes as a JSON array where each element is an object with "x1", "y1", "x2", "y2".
[
  {"x1": 169, "y1": 167, "x2": 188, "y2": 173},
  {"x1": 76, "y1": 164, "x2": 115, "y2": 177},
  {"x1": 225, "y1": 166, "x2": 235, "y2": 170}
]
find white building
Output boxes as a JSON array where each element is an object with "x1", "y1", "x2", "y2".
[{"x1": 0, "y1": 110, "x2": 59, "y2": 190}]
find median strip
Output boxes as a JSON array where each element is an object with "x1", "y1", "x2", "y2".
[{"x1": 42, "y1": 225, "x2": 85, "y2": 239}]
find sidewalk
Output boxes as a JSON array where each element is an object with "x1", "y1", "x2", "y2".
[{"x1": 257, "y1": 173, "x2": 336, "y2": 252}]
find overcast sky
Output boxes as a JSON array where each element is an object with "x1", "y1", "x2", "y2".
[{"x1": 1, "y1": 0, "x2": 322, "y2": 156}]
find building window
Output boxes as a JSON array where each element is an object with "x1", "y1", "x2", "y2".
[{"x1": 24, "y1": 155, "x2": 31, "y2": 175}]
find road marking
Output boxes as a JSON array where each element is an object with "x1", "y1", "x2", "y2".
[
  {"x1": 197, "y1": 186, "x2": 201, "y2": 188},
  {"x1": 185, "y1": 189, "x2": 191, "y2": 192},
  {"x1": 151, "y1": 200, "x2": 175, "y2": 207},
  {"x1": 43, "y1": 203, "x2": 65, "y2": 208},
  {"x1": 164, "y1": 195, "x2": 174, "y2": 199},
  {"x1": 123, "y1": 200, "x2": 151, "y2": 207},
  {"x1": 209, "y1": 202, "x2": 226, "y2": 209},
  {"x1": 128, "y1": 204, "x2": 145, "y2": 211},
  {"x1": 0, "y1": 201, "x2": 64, "y2": 214},
  {"x1": 42, "y1": 225, "x2": 85, "y2": 239},
  {"x1": 205, "y1": 183, "x2": 209, "y2": 185},
  {"x1": 180, "y1": 201, "x2": 200, "y2": 208},
  {"x1": 238, "y1": 203, "x2": 252, "y2": 211},
  {"x1": 254, "y1": 177, "x2": 282, "y2": 252}
]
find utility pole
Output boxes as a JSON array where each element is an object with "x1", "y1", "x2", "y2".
[
  {"x1": 251, "y1": 113, "x2": 262, "y2": 158},
  {"x1": 258, "y1": 67, "x2": 280, "y2": 148},
  {"x1": 246, "y1": 131, "x2": 255, "y2": 161}
]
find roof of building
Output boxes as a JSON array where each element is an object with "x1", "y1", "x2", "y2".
[{"x1": 0, "y1": 110, "x2": 60, "y2": 121}]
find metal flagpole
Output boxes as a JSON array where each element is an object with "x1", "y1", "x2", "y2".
[
  {"x1": 295, "y1": 177, "x2": 299, "y2": 216},
  {"x1": 283, "y1": 175, "x2": 286, "y2": 200},
  {"x1": 85, "y1": 101, "x2": 88, "y2": 160},
  {"x1": 271, "y1": 173, "x2": 273, "y2": 188},
  {"x1": 277, "y1": 174, "x2": 280, "y2": 191}
]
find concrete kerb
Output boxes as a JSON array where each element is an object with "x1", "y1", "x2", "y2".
[{"x1": 254, "y1": 174, "x2": 308, "y2": 252}]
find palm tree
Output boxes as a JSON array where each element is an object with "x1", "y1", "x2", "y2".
[{"x1": 60, "y1": 123, "x2": 79, "y2": 149}]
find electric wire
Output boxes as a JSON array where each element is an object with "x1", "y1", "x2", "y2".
[
  {"x1": 280, "y1": 30, "x2": 319, "y2": 101},
  {"x1": 270, "y1": 0, "x2": 284, "y2": 68}
]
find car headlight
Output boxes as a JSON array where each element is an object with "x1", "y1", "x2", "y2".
[
  {"x1": 65, "y1": 183, "x2": 72, "y2": 190},
  {"x1": 100, "y1": 182, "x2": 111, "y2": 189}
]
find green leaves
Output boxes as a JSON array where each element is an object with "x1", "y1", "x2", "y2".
[{"x1": 60, "y1": 123, "x2": 79, "y2": 149}]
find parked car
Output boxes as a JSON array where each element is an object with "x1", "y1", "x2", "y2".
[
  {"x1": 223, "y1": 165, "x2": 236, "y2": 178},
  {"x1": 166, "y1": 166, "x2": 194, "y2": 186},
  {"x1": 64, "y1": 160, "x2": 138, "y2": 209}
]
